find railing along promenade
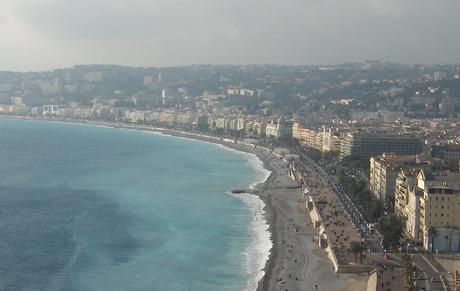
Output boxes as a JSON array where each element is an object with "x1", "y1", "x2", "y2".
[{"x1": 296, "y1": 151, "x2": 384, "y2": 255}]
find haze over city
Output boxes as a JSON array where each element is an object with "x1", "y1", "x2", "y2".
[
  {"x1": 1, "y1": 0, "x2": 460, "y2": 71},
  {"x1": 1, "y1": 0, "x2": 460, "y2": 290}
]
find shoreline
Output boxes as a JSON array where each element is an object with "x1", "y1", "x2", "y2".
[{"x1": 0, "y1": 115, "x2": 366, "y2": 290}]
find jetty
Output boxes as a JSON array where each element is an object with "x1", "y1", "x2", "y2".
[{"x1": 231, "y1": 189, "x2": 259, "y2": 194}]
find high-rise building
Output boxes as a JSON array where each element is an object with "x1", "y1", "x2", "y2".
[
  {"x1": 369, "y1": 154, "x2": 416, "y2": 201},
  {"x1": 340, "y1": 133, "x2": 424, "y2": 158}
]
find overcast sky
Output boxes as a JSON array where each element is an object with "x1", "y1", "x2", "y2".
[{"x1": 0, "y1": 0, "x2": 459, "y2": 71}]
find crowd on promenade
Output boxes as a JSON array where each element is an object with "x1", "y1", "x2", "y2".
[{"x1": 288, "y1": 154, "x2": 371, "y2": 266}]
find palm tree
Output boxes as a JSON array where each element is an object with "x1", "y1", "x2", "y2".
[
  {"x1": 351, "y1": 241, "x2": 361, "y2": 264},
  {"x1": 427, "y1": 226, "x2": 436, "y2": 254}
]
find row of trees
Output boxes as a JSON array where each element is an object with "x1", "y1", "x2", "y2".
[
  {"x1": 334, "y1": 162, "x2": 408, "y2": 255},
  {"x1": 350, "y1": 241, "x2": 364, "y2": 264},
  {"x1": 338, "y1": 169, "x2": 384, "y2": 222},
  {"x1": 402, "y1": 254, "x2": 416, "y2": 290}
]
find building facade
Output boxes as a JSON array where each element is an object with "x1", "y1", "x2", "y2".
[
  {"x1": 396, "y1": 169, "x2": 460, "y2": 251},
  {"x1": 432, "y1": 144, "x2": 460, "y2": 161},
  {"x1": 369, "y1": 154, "x2": 416, "y2": 201},
  {"x1": 394, "y1": 169, "x2": 421, "y2": 241},
  {"x1": 340, "y1": 132, "x2": 424, "y2": 158}
]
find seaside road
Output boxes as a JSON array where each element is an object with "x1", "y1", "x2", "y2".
[{"x1": 412, "y1": 254, "x2": 445, "y2": 290}]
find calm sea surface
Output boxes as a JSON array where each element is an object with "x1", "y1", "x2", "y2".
[{"x1": 0, "y1": 119, "x2": 271, "y2": 291}]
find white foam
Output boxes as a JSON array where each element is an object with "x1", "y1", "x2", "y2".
[
  {"x1": 184, "y1": 138, "x2": 273, "y2": 290},
  {"x1": 233, "y1": 193, "x2": 272, "y2": 291},
  {"x1": 222, "y1": 150, "x2": 272, "y2": 291}
]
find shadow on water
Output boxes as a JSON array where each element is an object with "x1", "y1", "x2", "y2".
[{"x1": 0, "y1": 185, "x2": 142, "y2": 290}]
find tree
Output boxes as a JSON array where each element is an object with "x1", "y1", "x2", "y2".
[
  {"x1": 402, "y1": 254, "x2": 416, "y2": 291},
  {"x1": 427, "y1": 226, "x2": 436, "y2": 254},
  {"x1": 378, "y1": 214, "x2": 404, "y2": 252},
  {"x1": 351, "y1": 241, "x2": 362, "y2": 264}
]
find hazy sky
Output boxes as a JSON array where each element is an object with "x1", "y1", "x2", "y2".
[{"x1": 0, "y1": 0, "x2": 459, "y2": 71}]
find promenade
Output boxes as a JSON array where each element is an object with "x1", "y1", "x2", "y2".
[{"x1": 288, "y1": 151, "x2": 386, "y2": 273}]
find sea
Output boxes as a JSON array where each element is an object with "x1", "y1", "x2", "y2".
[{"x1": 0, "y1": 118, "x2": 272, "y2": 291}]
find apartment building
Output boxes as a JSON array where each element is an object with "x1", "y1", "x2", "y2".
[
  {"x1": 397, "y1": 168, "x2": 460, "y2": 251},
  {"x1": 266, "y1": 118, "x2": 291, "y2": 139},
  {"x1": 394, "y1": 169, "x2": 421, "y2": 241},
  {"x1": 418, "y1": 170, "x2": 460, "y2": 251},
  {"x1": 369, "y1": 154, "x2": 416, "y2": 201}
]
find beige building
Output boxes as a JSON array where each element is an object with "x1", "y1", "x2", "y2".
[
  {"x1": 302, "y1": 128, "x2": 322, "y2": 150},
  {"x1": 394, "y1": 169, "x2": 420, "y2": 241},
  {"x1": 292, "y1": 123, "x2": 341, "y2": 153},
  {"x1": 320, "y1": 127, "x2": 341, "y2": 153},
  {"x1": 397, "y1": 169, "x2": 460, "y2": 251},
  {"x1": 214, "y1": 117, "x2": 226, "y2": 130},
  {"x1": 418, "y1": 170, "x2": 460, "y2": 251},
  {"x1": 159, "y1": 111, "x2": 175, "y2": 124},
  {"x1": 369, "y1": 154, "x2": 416, "y2": 201},
  {"x1": 292, "y1": 121, "x2": 302, "y2": 140},
  {"x1": 176, "y1": 112, "x2": 193, "y2": 126},
  {"x1": 236, "y1": 116, "x2": 246, "y2": 131}
]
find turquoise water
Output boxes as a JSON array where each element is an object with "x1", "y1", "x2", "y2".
[{"x1": 0, "y1": 119, "x2": 271, "y2": 291}]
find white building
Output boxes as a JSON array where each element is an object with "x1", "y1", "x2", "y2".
[{"x1": 42, "y1": 105, "x2": 63, "y2": 116}]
